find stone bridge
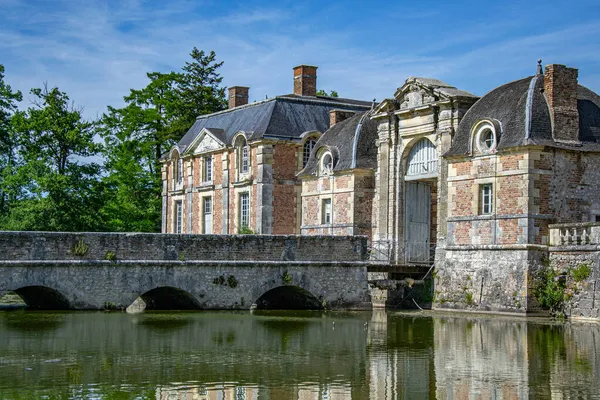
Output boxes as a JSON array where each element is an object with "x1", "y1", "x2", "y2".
[{"x1": 0, "y1": 232, "x2": 371, "y2": 311}]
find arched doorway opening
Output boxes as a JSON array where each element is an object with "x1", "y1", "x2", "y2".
[
  {"x1": 137, "y1": 287, "x2": 201, "y2": 311},
  {"x1": 404, "y1": 138, "x2": 438, "y2": 264},
  {"x1": 254, "y1": 286, "x2": 324, "y2": 310},
  {"x1": 12, "y1": 286, "x2": 71, "y2": 310}
]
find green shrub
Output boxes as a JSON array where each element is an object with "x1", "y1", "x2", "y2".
[
  {"x1": 282, "y1": 271, "x2": 292, "y2": 285},
  {"x1": 572, "y1": 263, "x2": 592, "y2": 283},
  {"x1": 238, "y1": 225, "x2": 254, "y2": 234},
  {"x1": 71, "y1": 238, "x2": 89, "y2": 257},
  {"x1": 465, "y1": 292, "x2": 474, "y2": 305},
  {"x1": 227, "y1": 275, "x2": 238, "y2": 288},
  {"x1": 534, "y1": 265, "x2": 567, "y2": 316},
  {"x1": 105, "y1": 251, "x2": 117, "y2": 262}
]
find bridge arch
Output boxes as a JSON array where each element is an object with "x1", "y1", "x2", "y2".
[
  {"x1": 12, "y1": 286, "x2": 71, "y2": 310},
  {"x1": 137, "y1": 286, "x2": 202, "y2": 310},
  {"x1": 254, "y1": 285, "x2": 324, "y2": 310}
]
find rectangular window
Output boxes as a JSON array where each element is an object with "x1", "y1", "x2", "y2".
[
  {"x1": 241, "y1": 146, "x2": 249, "y2": 173},
  {"x1": 239, "y1": 192, "x2": 249, "y2": 229},
  {"x1": 480, "y1": 184, "x2": 493, "y2": 215},
  {"x1": 322, "y1": 198, "x2": 332, "y2": 224},
  {"x1": 203, "y1": 155, "x2": 213, "y2": 182},
  {"x1": 175, "y1": 200, "x2": 183, "y2": 233},
  {"x1": 203, "y1": 197, "x2": 212, "y2": 234}
]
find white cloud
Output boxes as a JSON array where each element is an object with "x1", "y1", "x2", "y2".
[{"x1": 1, "y1": 0, "x2": 599, "y2": 120}]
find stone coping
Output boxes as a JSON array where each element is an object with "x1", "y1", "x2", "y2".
[
  {"x1": 549, "y1": 222, "x2": 600, "y2": 228},
  {"x1": 0, "y1": 259, "x2": 373, "y2": 267}
]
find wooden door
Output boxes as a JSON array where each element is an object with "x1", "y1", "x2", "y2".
[{"x1": 405, "y1": 182, "x2": 431, "y2": 263}]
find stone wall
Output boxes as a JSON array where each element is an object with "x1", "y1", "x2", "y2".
[
  {"x1": 434, "y1": 248, "x2": 544, "y2": 313},
  {"x1": 300, "y1": 170, "x2": 375, "y2": 238},
  {"x1": 0, "y1": 232, "x2": 368, "y2": 262},
  {"x1": 550, "y1": 250, "x2": 600, "y2": 319}
]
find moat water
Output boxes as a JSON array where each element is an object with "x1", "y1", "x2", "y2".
[{"x1": 0, "y1": 310, "x2": 599, "y2": 399}]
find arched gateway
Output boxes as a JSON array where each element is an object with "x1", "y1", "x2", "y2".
[{"x1": 404, "y1": 138, "x2": 438, "y2": 264}]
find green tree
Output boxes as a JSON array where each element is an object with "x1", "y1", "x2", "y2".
[
  {"x1": 316, "y1": 89, "x2": 339, "y2": 97},
  {"x1": 0, "y1": 65, "x2": 23, "y2": 216},
  {"x1": 99, "y1": 48, "x2": 227, "y2": 232},
  {"x1": 2, "y1": 85, "x2": 104, "y2": 231},
  {"x1": 176, "y1": 48, "x2": 227, "y2": 134}
]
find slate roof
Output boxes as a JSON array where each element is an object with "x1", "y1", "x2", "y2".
[
  {"x1": 298, "y1": 110, "x2": 378, "y2": 176},
  {"x1": 447, "y1": 75, "x2": 600, "y2": 156},
  {"x1": 176, "y1": 94, "x2": 371, "y2": 153}
]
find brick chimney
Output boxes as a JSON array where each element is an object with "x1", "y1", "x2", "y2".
[
  {"x1": 544, "y1": 64, "x2": 580, "y2": 143},
  {"x1": 228, "y1": 86, "x2": 249, "y2": 109},
  {"x1": 293, "y1": 65, "x2": 317, "y2": 97},
  {"x1": 329, "y1": 109, "x2": 356, "y2": 127}
]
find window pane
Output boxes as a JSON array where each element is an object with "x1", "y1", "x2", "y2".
[
  {"x1": 177, "y1": 158, "x2": 183, "y2": 183},
  {"x1": 481, "y1": 184, "x2": 493, "y2": 214},
  {"x1": 323, "y1": 198, "x2": 332, "y2": 224},
  {"x1": 175, "y1": 201, "x2": 183, "y2": 233},
  {"x1": 204, "y1": 156, "x2": 212, "y2": 181},
  {"x1": 303, "y1": 139, "x2": 315, "y2": 167},
  {"x1": 240, "y1": 193, "x2": 249, "y2": 228},
  {"x1": 241, "y1": 146, "x2": 249, "y2": 173}
]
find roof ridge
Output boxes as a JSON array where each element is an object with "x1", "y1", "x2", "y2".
[
  {"x1": 195, "y1": 97, "x2": 276, "y2": 120},
  {"x1": 275, "y1": 94, "x2": 371, "y2": 108}
]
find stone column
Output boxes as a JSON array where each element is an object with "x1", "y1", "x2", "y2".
[
  {"x1": 222, "y1": 152, "x2": 230, "y2": 234},
  {"x1": 255, "y1": 144, "x2": 274, "y2": 234},
  {"x1": 161, "y1": 164, "x2": 168, "y2": 233}
]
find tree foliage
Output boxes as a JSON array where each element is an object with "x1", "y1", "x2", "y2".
[
  {"x1": 2, "y1": 85, "x2": 103, "y2": 231},
  {"x1": 98, "y1": 48, "x2": 227, "y2": 232},
  {"x1": 316, "y1": 89, "x2": 339, "y2": 97},
  {"x1": 0, "y1": 64, "x2": 23, "y2": 216},
  {"x1": 0, "y1": 48, "x2": 226, "y2": 232}
]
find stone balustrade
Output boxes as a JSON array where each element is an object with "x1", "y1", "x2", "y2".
[{"x1": 549, "y1": 222, "x2": 600, "y2": 247}]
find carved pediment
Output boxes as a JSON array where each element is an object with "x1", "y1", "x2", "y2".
[
  {"x1": 193, "y1": 134, "x2": 222, "y2": 154},
  {"x1": 396, "y1": 84, "x2": 439, "y2": 110},
  {"x1": 184, "y1": 128, "x2": 226, "y2": 155},
  {"x1": 393, "y1": 77, "x2": 457, "y2": 111}
]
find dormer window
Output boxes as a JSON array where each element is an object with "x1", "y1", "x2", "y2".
[
  {"x1": 241, "y1": 145, "x2": 249, "y2": 173},
  {"x1": 176, "y1": 157, "x2": 183, "y2": 183},
  {"x1": 320, "y1": 151, "x2": 334, "y2": 176},
  {"x1": 235, "y1": 136, "x2": 250, "y2": 175},
  {"x1": 473, "y1": 121, "x2": 498, "y2": 154},
  {"x1": 303, "y1": 139, "x2": 316, "y2": 168}
]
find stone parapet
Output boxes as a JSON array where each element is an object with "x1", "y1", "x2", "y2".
[{"x1": 0, "y1": 232, "x2": 369, "y2": 262}]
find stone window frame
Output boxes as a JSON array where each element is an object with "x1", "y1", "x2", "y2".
[
  {"x1": 169, "y1": 148, "x2": 184, "y2": 191},
  {"x1": 233, "y1": 133, "x2": 251, "y2": 181},
  {"x1": 479, "y1": 183, "x2": 494, "y2": 215},
  {"x1": 202, "y1": 196, "x2": 212, "y2": 234},
  {"x1": 202, "y1": 154, "x2": 213, "y2": 183},
  {"x1": 317, "y1": 148, "x2": 335, "y2": 177},
  {"x1": 299, "y1": 131, "x2": 321, "y2": 170},
  {"x1": 471, "y1": 119, "x2": 500, "y2": 155},
  {"x1": 174, "y1": 200, "x2": 183, "y2": 234},
  {"x1": 239, "y1": 191, "x2": 250, "y2": 231}
]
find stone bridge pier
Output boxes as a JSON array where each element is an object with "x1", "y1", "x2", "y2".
[{"x1": 0, "y1": 232, "x2": 371, "y2": 311}]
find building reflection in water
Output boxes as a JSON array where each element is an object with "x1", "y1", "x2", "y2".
[{"x1": 0, "y1": 310, "x2": 599, "y2": 399}]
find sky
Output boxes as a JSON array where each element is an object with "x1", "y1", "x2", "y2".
[{"x1": 2, "y1": 0, "x2": 600, "y2": 119}]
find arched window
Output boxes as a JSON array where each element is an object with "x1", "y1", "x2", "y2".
[
  {"x1": 176, "y1": 157, "x2": 184, "y2": 183},
  {"x1": 406, "y1": 138, "x2": 437, "y2": 177},
  {"x1": 303, "y1": 139, "x2": 316, "y2": 167},
  {"x1": 236, "y1": 136, "x2": 249, "y2": 174}
]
